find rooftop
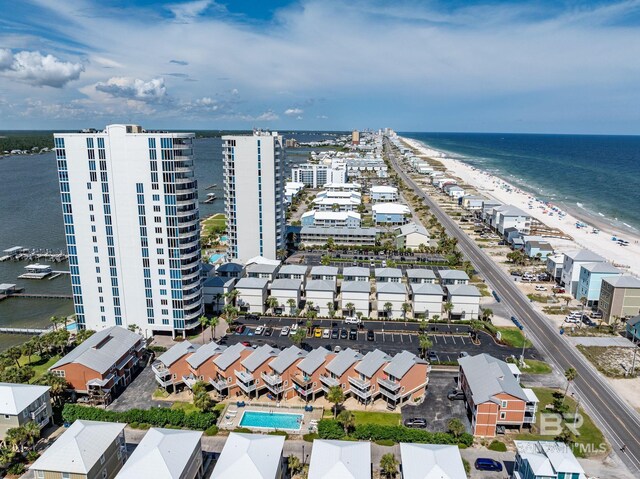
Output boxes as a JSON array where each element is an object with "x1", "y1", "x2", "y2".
[
  {"x1": 278, "y1": 265, "x2": 308, "y2": 276},
  {"x1": 236, "y1": 277, "x2": 270, "y2": 289},
  {"x1": 438, "y1": 270, "x2": 470, "y2": 281},
  {"x1": 0, "y1": 383, "x2": 50, "y2": 415},
  {"x1": 400, "y1": 443, "x2": 466, "y2": 479},
  {"x1": 214, "y1": 343, "x2": 249, "y2": 371},
  {"x1": 372, "y1": 203, "x2": 410, "y2": 214},
  {"x1": 374, "y1": 267, "x2": 402, "y2": 278},
  {"x1": 603, "y1": 275, "x2": 640, "y2": 288},
  {"x1": 305, "y1": 279, "x2": 337, "y2": 292},
  {"x1": 396, "y1": 222, "x2": 430, "y2": 237},
  {"x1": 411, "y1": 283, "x2": 444, "y2": 295},
  {"x1": 158, "y1": 341, "x2": 199, "y2": 368},
  {"x1": 376, "y1": 282, "x2": 406, "y2": 294},
  {"x1": 564, "y1": 249, "x2": 606, "y2": 263},
  {"x1": 355, "y1": 349, "x2": 390, "y2": 378},
  {"x1": 241, "y1": 344, "x2": 279, "y2": 372},
  {"x1": 580, "y1": 262, "x2": 621, "y2": 274},
  {"x1": 310, "y1": 266, "x2": 339, "y2": 276},
  {"x1": 210, "y1": 432, "x2": 285, "y2": 479},
  {"x1": 406, "y1": 269, "x2": 436, "y2": 279},
  {"x1": 326, "y1": 348, "x2": 363, "y2": 376},
  {"x1": 342, "y1": 266, "x2": 370, "y2": 277},
  {"x1": 341, "y1": 281, "x2": 371, "y2": 293},
  {"x1": 298, "y1": 348, "x2": 332, "y2": 375},
  {"x1": 513, "y1": 441, "x2": 585, "y2": 477},
  {"x1": 186, "y1": 342, "x2": 226, "y2": 369},
  {"x1": 246, "y1": 263, "x2": 279, "y2": 275},
  {"x1": 446, "y1": 284, "x2": 481, "y2": 297},
  {"x1": 269, "y1": 346, "x2": 307, "y2": 374},
  {"x1": 270, "y1": 278, "x2": 303, "y2": 291},
  {"x1": 458, "y1": 354, "x2": 530, "y2": 404},
  {"x1": 383, "y1": 351, "x2": 424, "y2": 379}
]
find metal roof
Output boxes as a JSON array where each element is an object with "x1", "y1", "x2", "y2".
[
  {"x1": 564, "y1": 249, "x2": 605, "y2": 263},
  {"x1": 0, "y1": 383, "x2": 50, "y2": 416},
  {"x1": 376, "y1": 282, "x2": 406, "y2": 294},
  {"x1": 270, "y1": 278, "x2": 303, "y2": 291},
  {"x1": 383, "y1": 351, "x2": 423, "y2": 379},
  {"x1": 341, "y1": 281, "x2": 371, "y2": 293},
  {"x1": 186, "y1": 342, "x2": 227, "y2": 369},
  {"x1": 278, "y1": 265, "x2": 308, "y2": 275},
  {"x1": 116, "y1": 428, "x2": 203, "y2": 479},
  {"x1": 410, "y1": 283, "x2": 444, "y2": 295},
  {"x1": 325, "y1": 348, "x2": 362, "y2": 376},
  {"x1": 458, "y1": 354, "x2": 529, "y2": 404},
  {"x1": 438, "y1": 270, "x2": 470, "y2": 280},
  {"x1": 343, "y1": 266, "x2": 370, "y2": 277},
  {"x1": 305, "y1": 279, "x2": 336, "y2": 292},
  {"x1": 300, "y1": 226, "x2": 379, "y2": 236},
  {"x1": 241, "y1": 344, "x2": 279, "y2": 372},
  {"x1": 580, "y1": 262, "x2": 621, "y2": 274},
  {"x1": 211, "y1": 433, "x2": 285, "y2": 479},
  {"x1": 355, "y1": 349, "x2": 390, "y2": 378},
  {"x1": 246, "y1": 263, "x2": 279, "y2": 274},
  {"x1": 446, "y1": 284, "x2": 481, "y2": 297},
  {"x1": 406, "y1": 269, "x2": 436, "y2": 279},
  {"x1": 30, "y1": 420, "x2": 125, "y2": 474},
  {"x1": 158, "y1": 341, "x2": 199, "y2": 367},
  {"x1": 310, "y1": 266, "x2": 339, "y2": 276},
  {"x1": 400, "y1": 443, "x2": 467, "y2": 479},
  {"x1": 374, "y1": 267, "x2": 402, "y2": 278},
  {"x1": 308, "y1": 440, "x2": 371, "y2": 479},
  {"x1": 603, "y1": 275, "x2": 640, "y2": 288},
  {"x1": 298, "y1": 348, "x2": 331, "y2": 375},
  {"x1": 50, "y1": 326, "x2": 143, "y2": 374},
  {"x1": 236, "y1": 277, "x2": 270, "y2": 289},
  {"x1": 269, "y1": 346, "x2": 307, "y2": 374},
  {"x1": 513, "y1": 441, "x2": 585, "y2": 477},
  {"x1": 214, "y1": 343, "x2": 249, "y2": 371}
]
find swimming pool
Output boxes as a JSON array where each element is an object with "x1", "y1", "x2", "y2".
[
  {"x1": 238, "y1": 410, "x2": 303, "y2": 430},
  {"x1": 209, "y1": 253, "x2": 224, "y2": 263},
  {"x1": 220, "y1": 235, "x2": 229, "y2": 242}
]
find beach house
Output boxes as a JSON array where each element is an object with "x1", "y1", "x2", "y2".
[
  {"x1": 262, "y1": 346, "x2": 307, "y2": 400},
  {"x1": 116, "y1": 428, "x2": 203, "y2": 479},
  {"x1": 377, "y1": 350, "x2": 430, "y2": 408},
  {"x1": 458, "y1": 354, "x2": 538, "y2": 437},
  {"x1": 492, "y1": 205, "x2": 531, "y2": 236},
  {"x1": 310, "y1": 266, "x2": 339, "y2": 281},
  {"x1": 340, "y1": 281, "x2": 371, "y2": 317},
  {"x1": 446, "y1": 284, "x2": 481, "y2": 320},
  {"x1": 375, "y1": 267, "x2": 403, "y2": 283},
  {"x1": 203, "y1": 276, "x2": 236, "y2": 312},
  {"x1": 0, "y1": 383, "x2": 52, "y2": 440},
  {"x1": 512, "y1": 441, "x2": 586, "y2": 479},
  {"x1": 246, "y1": 262, "x2": 280, "y2": 281},
  {"x1": 406, "y1": 269, "x2": 437, "y2": 284},
  {"x1": 343, "y1": 266, "x2": 370, "y2": 282},
  {"x1": 183, "y1": 341, "x2": 227, "y2": 388},
  {"x1": 210, "y1": 433, "x2": 285, "y2": 479},
  {"x1": 461, "y1": 195, "x2": 486, "y2": 211},
  {"x1": 208, "y1": 343, "x2": 252, "y2": 397},
  {"x1": 299, "y1": 226, "x2": 379, "y2": 246},
  {"x1": 372, "y1": 203, "x2": 410, "y2": 225},
  {"x1": 293, "y1": 348, "x2": 332, "y2": 401},
  {"x1": 376, "y1": 282, "x2": 408, "y2": 319},
  {"x1": 217, "y1": 262, "x2": 245, "y2": 279},
  {"x1": 444, "y1": 184, "x2": 465, "y2": 199},
  {"x1": 546, "y1": 254, "x2": 565, "y2": 282},
  {"x1": 626, "y1": 316, "x2": 640, "y2": 342},
  {"x1": 308, "y1": 440, "x2": 371, "y2": 479},
  {"x1": 49, "y1": 326, "x2": 145, "y2": 405},
  {"x1": 313, "y1": 196, "x2": 360, "y2": 212},
  {"x1": 301, "y1": 210, "x2": 361, "y2": 228},
  {"x1": 560, "y1": 250, "x2": 606, "y2": 297},
  {"x1": 30, "y1": 420, "x2": 127, "y2": 479},
  {"x1": 269, "y1": 279, "x2": 303, "y2": 314},
  {"x1": 235, "y1": 277, "x2": 270, "y2": 313},
  {"x1": 320, "y1": 348, "x2": 363, "y2": 394},
  {"x1": 235, "y1": 345, "x2": 280, "y2": 398},
  {"x1": 305, "y1": 280, "x2": 337, "y2": 316},
  {"x1": 370, "y1": 185, "x2": 398, "y2": 202},
  {"x1": 400, "y1": 443, "x2": 467, "y2": 479},
  {"x1": 524, "y1": 240, "x2": 554, "y2": 260},
  {"x1": 576, "y1": 262, "x2": 622, "y2": 306},
  {"x1": 395, "y1": 222, "x2": 436, "y2": 250},
  {"x1": 439, "y1": 269, "x2": 470, "y2": 285},
  {"x1": 598, "y1": 276, "x2": 640, "y2": 323},
  {"x1": 411, "y1": 283, "x2": 444, "y2": 319},
  {"x1": 276, "y1": 264, "x2": 308, "y2": 280},
  {"x1": 349, "y1": 349, "x2": 391, "y2": 404}
]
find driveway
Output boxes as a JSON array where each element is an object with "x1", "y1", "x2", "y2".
[
  {"x1": 400, "y1": 371, "x2": 471, "y2": 434},
  {"x1": 108, "y1": 363, "x2": 171, "y2": 412}
]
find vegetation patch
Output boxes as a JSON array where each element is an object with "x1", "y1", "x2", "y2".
[
  {"x1": 520, "y1": 359, "x2": 553, "y2": 375},
  {"x1": 488, "y1": 440, "x2": 507, "y2": 452},
  {"x1": 352, "y1": 411, "x2": 401, "y2": 427},
  {"x1": 576, "y1": 346, "x2": 638, "y2": 378},
  {"x1": 495, "y1": 327, "x2": 532, "y2": 348}
]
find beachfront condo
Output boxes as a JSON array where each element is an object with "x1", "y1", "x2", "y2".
[
  {"x1": 53, "y1": 125, "x2": 203, "y2": 336},
  {"x1": 223, "y1": 131, "x2": 286, "y2": 262}
]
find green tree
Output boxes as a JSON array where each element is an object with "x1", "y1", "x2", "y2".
[
  {"x1": 418, "y1": 334, "x2": 433, "y2": 359},
  {"x1": 344, "y1": 302, "x2": 355, "y2": 317},
  {"x1": 21, "y1": 340, "x2": 38, "y2": 365},
  {"x1": 379, "y1": 453, "x2": 399, "y2": 478},
  {"x1": 225, "y1": 289, "x2": 239, "y2": 306},
  {"x1": 208, "y1": 316, "x2": 219, "y2": 341},
  {"x1": 563, "y1": 367, "x2": 577, "y2": 404},
  {"x1": 288, "y1": 455, "x2": 302, "y2": 476},
  {"x1": 555, "y1": 425, "x2": 577, "y2": 446},
  {"x1": 266, "y1": 296, "x2": 280, "y2": 313},
  {"x1": 290, "y1": 328, "x2": 306, "y2": 347},
  {"x1": 75, "y1": 329, "x2": 95, "y2": 345},
  {"x1": 481, "y1": 308, "x2": 494, "y2": 321},
  {"x1": 337, "y1": 409, "x2": 355, "y2": 434},
  {"x1": 5, "y1": 347, "x2": 21, "y2": 368},
  {"x1": 443, "y1": 301, "x2": 454, "y2": 323},
  {"x1": 222, "y1": 304, "x2": 239, "y2": 323},
  {"x1": 287, "y1": 298, "x2": 297, "y2": 315},
  {"x1": 38, "y1": 372, "x2": 68, "y2": 406},
  {"x1": 327, "y1": 302, "x2": 336, "y2": 319},
  {"x1": 401, "y1": 302, "x2": 411, "y2": 320},
  {"x1": 447, "y1": 418, "x2": 465, "y2": 439},
  {"x1": 326, "y1": 386, "x2": 345, "y2": 419},
  {"x1": 23, "y1": 422, "x2": 41, "y2": 450},
  {"x1": 383, "y1": 302, "x2": 393, "y2": 318},
  {"x1": 127, "y1": 324, "x2": 139, "y2": 333}
]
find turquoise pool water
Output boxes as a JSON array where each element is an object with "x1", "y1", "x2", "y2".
[
  {"x1": 220, "y1": 235, "x2": 228, "y2": 241},
  {"x1": 238, "y1": 410, "x2": 303, "y2": 430},
  {"x1": 209, "y1": 253, "x2": 224, "y2": 263}
]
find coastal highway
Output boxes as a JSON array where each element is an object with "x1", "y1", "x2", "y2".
[{"x1": 384, "y1": 139, "x2": 640, "y2": 474}]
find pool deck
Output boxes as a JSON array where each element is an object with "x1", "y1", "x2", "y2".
[{"x1": 218, "y1": 402, "x2": 323, "y2": 434}]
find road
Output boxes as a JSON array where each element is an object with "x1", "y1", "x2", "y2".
[{"x1": 385, "y1": 139, "x2": 640, "y2": 473}]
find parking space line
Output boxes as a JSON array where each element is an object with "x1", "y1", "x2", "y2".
[
  {"x1": 451, "y1": 336, "x2": 456, "y2": 344},
  {"x1": 442, "y1": 335, "x2": 447, "y2": 344},
  {"x1": 460, "y1": 337, "x2": 465, "y2": 344},
  {"x1": 400, "y1": 334, "x2": 404, "y2": 343}
]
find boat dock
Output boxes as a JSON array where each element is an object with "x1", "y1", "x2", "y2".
[
  {"x1": 0, "y1": 327, "x2": 52, "y2": 336},
  {"x1": 202, "y1": 192, "x2": 217, "y2": 204},
  {"x1": 0, "y1": 292, "x2": 72, "y2": 302},
  {"x1": 0, "y1": 246, "x2": 68, "y2": 263}
]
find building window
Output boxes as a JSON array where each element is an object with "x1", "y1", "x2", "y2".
[
  {"x1": 500, "y1": 412, "x2": 506, "y2": 420},
  {"x1": 501, "y1": 400, "x2": 507, "y2": 408},
  {"x1": 100, "y1": 454, "x2": 105, "y2": 465}
]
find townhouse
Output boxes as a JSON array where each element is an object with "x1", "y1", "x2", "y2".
[
  {"x1": 395, "y1": 222, "x2": 435, "y2": 250},
  {"x1": 203, "y1": 276, "x2": 236, "y2": 313},
  {"x1": 234, "y1": 345, "x2": 280, "y2": 398},
  {"x1": 305, "y1": 280, "x2": 337, "y2": 316},
  {"x1": 246, "y1": 263, "x2": 280, "y2": 281},
  {"x1": 372, "y1": 203, "x2": 410, "y2": 225},
  {"x1": 211, "y1": 432, "x2": 285, "y2": 479},
  {"x1": 340, "y1": 281, "x2": 371, "y2": 318},
  {"x1": 343, "y1": 266, "x2": 370, "y2": 282},
  {"x1": 400, "y1": 443, "x2": 466, "y2": 479},
  {"x1": 210, "y1": 343, "x2": 252, "y2": 397},
  {"x1": 370, "y1": 185, "x2": 398, "y2": 203},
  {"x1": 545, "y1": 254, "x2": 564, "y2": 282},
  {"x1": 560, "y1": 250, "x2": 606, "y2": 298},
  {"x1": 0, "y1": 383, "x2": 52, "y2": 440},
  {"x1": 377, "y1": 351, "x2": 430, "y2": 408},
  {"x1": 299, "y1": 226, "x2": 379, "y2": 247},
  {"x1": 313, "y1": 196, "x2": 360, "y2": 212},
  {"x1": 261, "y1": 346, "x2": 307, "y2": 400},
  {"x1": 184, "y1": 342, "x2": 227, "y2": 389},
  {"x1": 301, "y1": 210, "x2": 362, "y2": 228},
  {"x1": 49, "y1": 326, "x2": 145, "y2": 405},
  {"x1": 308, "y1": 440, "x2": 371, "y2": 479},
  {"x1": 269, "y1": 279, "x2": 303, "y2": 314},
  {"x1": 377, "y1": 282, "x2": 408, "y2": 319},
  {"x1": 513, "y1": 440, "x2": 586, "y2": 479},
  {"x1": 576, "y1": 262, "x2": 621, "y2": 306},
  {"x1": 439, "y1": 270, "x2": 470, "y2": 285},
  {"x1": 598, "y1": 275, "x2": 640, "y2": 323},
  {"x1": 446, "y1": 284, "x2": 481, "y2": 320},
  {"x1": 458, "y1": 354, "x2": 538, "y2": 437},
  {"x1": 406, "y1": 269, "x2": 437, "y2": 284},
  {"x1": 116, "y1": 428, "x2": 203, "y2": 479},
  {"x1": 30, "y1": 420, "x2": 127, "y2": 479},
  {"x1": 217, "y1": 262, "x2": 245, "y2": 279},
  {"x1": 152, "y1": 340, "x2": 199, "y2": 390},
  {"x1": 411, "y1": 283, "x2": 444, "y2": 319},
  {"x1": 349, "y1": 349, "x2": 391, "y2": 405},
  {"x1": 493, "y1": 205, "x2": 531, "y2": 236},
  {"x1": 310, "y1": 266, "x2": 339, "y2": 281},
  {"x1": 276, "y1": 265, "x2": 308, "y2": 280},
  {"x1": 235, "y1": 278, "x2": 269, "y2": 313},
  {"x1": 375, "y1": 267, "x2": 403, "y2": 283},
  {"x1": 293, "y1": 348, "x2": 332, "y2": 401},
  {"x1": 320, "y1": 348, "x2": 363, "y2": 394}
]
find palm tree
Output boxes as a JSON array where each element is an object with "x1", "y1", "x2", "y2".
[
  {"x1": 213, "y1": 293, "x2": 224, "y2": 313},
  {"x1": 326, "y1": 385, "x2": 345, "y2": 419},
  {"x1": 288, "y1": 455, "x2": 302, "y2": 476},
  {"x1": 401, "y1": 302, "x2": 411, "y2": 320},
  {"x1": 5, "y1": 347, "x2": 21, "y2": 368},
  {"x1": 199, "y1": 315, "x2": 209, "y2": 344},
  {"x1": 563, "y1": 367, "x2": 577, "y2": 404},
  {"x1": 418, "y1": 334, "x2": 432, "y2": 359},
  {"x1": 443, "y1": 301, "x2": 454, "y2": 323},
  {"x1": 379, "y1": 453, "x2": 399, "y2": 478},
  {"x1": 127, "y1": 323, "x2": 139, "y2": 333},
  {"x1": 21, "y1": 340, "x2": 38, "y2": 365},
  {"x1": 447, "y1": 418, "x2": 465, "y2": 439},
  {"x1": 49, "y1": 315, "x2": 60, "y2": 331},
  {"x1": 0, "y1": 447, "x2": 15, "y2": 468},
  {"x1": 222, "y1": 304, "x2": 239, "y2": 323},
  {"x1": 23, "y1": 422, "x2": 41, "y2": 450},
  {"x1": 290, "y1": 329, "x2": 306, "y2": 347},
  {"x1": 287, "y1": 298, "x2": 297, "y2": 315},
  {"x1": 481, "y1": 308, "x2": 494, "y2": 321},
  {"x1": 383, "y1": 302, "x2": 393, "y2": 319},
  {"x1": 266, "y1": 296, "x2": 280, "y2": 314},
  {"x1": 327, "y1": 302, "x2": 336, "y2": 318},
  {"x1": 193, "y1": 390, "x2": 213, "y2": 412},
  {"x1": 579, "y1": 296, "x2": 588, "y2": 329},
  {"x1": 337, "y1": 410, "x2": 355, "y2": 434},
  {"x1": 225, "y1": 289, "x2": 239, "y2": 306},
  {"x1": 344, "y1": 302, "x2": 355, "y2": 317},
  {"x1": 38, "y1": 373, "x2": 67, "y2": 406},
  {"x1": 208, "y1": 316, "x2": 219, "y2": 341}
]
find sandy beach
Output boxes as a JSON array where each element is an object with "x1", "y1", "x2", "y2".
[{"x1": 401, "y1": 137, "x2": 640, "y2": 277}]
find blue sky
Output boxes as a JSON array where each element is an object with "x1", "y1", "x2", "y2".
[{"x1": 1, "y1": 0, "x2": 640, "y2": 133}]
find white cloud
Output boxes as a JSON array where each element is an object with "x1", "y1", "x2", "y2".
[
  {"x1": 284, "y1": 107, "x2": 304, "y2": 116},
  {"x1": 0, "y1": 48, "x2": 83, "y2": 88},
  {"x1": 94, "y1": 77, "x2": 167, "y2": 102},
  {"x1": 167, "y1": 0, "x2": 213, "y2": 23},
  {"x1": 255, "y1": 110, "x2": 279, "y2": 121}
]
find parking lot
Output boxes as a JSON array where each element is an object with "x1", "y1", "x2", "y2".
[{"x1": 224, "y1": 316, "x2": 538, "y2": 362}]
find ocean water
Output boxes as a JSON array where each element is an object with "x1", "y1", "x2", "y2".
[{"x1": 401, "y1": 132, "x2": 640, "y2": 233}]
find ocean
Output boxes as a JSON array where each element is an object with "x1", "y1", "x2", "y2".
[{"x1": 401, "y1": 132, "x2": 640, "y2": 234}]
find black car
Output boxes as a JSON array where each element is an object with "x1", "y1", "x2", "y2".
[
  {"x1": 403, "y1": 417, "x2": 427, "y2": 428},
  {"x1": 474, "y1": 458, "x2": 503, "y2": 472},
  {"x1": 427, "y1": 351, "x2": 439, "y2": 362},
  {"x1": 340, "y1": 329, "x2": 348, "y2": 339},
  {"x1": 447, "y1": 389, "x2": 465, "y2": 400},
  {"x1": 244, "y1": 313, "x2": 260, "y2": 320},
  {"x1": 264, "y1": 326, "x2": 273, "y2": 337},
  {"x1": 366, "y1": 329, "x2": 375, "y2": 341},
  {"x1": 349, "y1": 328, "x2": 358, "y2": 340},
  {"x1": 331, "y1": 329, "x2": 339, "y2": 339}
]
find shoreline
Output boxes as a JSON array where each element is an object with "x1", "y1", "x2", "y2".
[{"x1": 400, "y1": 136, "x2": 640, "y2": 277}]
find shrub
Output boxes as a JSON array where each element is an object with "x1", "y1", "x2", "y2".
[
  {"x1": 268, "y1": 430, "x2": 289, "y2": 439},
  {"x1": 204, "y1": 425, "x2": 219, "y2": 436},
  {"x1": 375, "y1": 439, "x2": 395, "y2": 446},
  {"x1": 303, "y1": 432, "x2": 319, "y2": 442},
  {"x1": 488, "y1": 440, "x2": 507, "y2": 452},
  {"x1": 317, "y1": 419, "x2": 345, "y2": 439},
  {"x1": 234, "y1": 427, "x2": 252, "y2": 433},
  {"x1": 7, "y1": 463, "x2": 25, "y2": 476}
]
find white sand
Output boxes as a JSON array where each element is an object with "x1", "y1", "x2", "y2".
[{"x1": 401, "y1": 137, "x2": 640, "y2": 277}]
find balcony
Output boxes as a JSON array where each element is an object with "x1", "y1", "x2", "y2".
[
  {"x1": 261, "y1": 372, "x2": 283, "y2": 387},
  {"x1": 319, "y1": 374, "x2": 339, "y2": 389},
  {"x1": 348, "y1": 376, "x2": 371, "y2": 390},
  {"x1": 350, "y1": 386, "x2": 374, "y2": 401},
  {"x1": 235, "y1": 369, "x2": 254, "y2": 384},
  {"x1": 30, "y1": 402, "x2": 48, "y2": 420},
  {"x1": 152, "y1": 361, "x2": 170, "y2": 378},
  {"x1": 377, "y1": 377, "x2": 401, "y2": 391},
  {"x1": 209, "y1": 377, "x2": 229, "y2": 392},
  {"x1": 378, "y1": 387, "x2": 402, "y2": 401}
]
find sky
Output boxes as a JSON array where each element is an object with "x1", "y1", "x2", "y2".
[{"x1": 1, "y1": 0, "x2": 640, "y2": 133}]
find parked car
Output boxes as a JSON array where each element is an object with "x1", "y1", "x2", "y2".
[
  {"x1": 552, "y1": 287, "x2": 566, "y2": 294},
  {"x1": 235, "y1": 324, "x2": 246, "y2": 334},
  {"x1": 280, "y1": 326, "x2": 290, "y2": 336},
  {"x1": 344, "y1": 316, "x2": 361, "y2": 324},
  {"x1": 254, "y1": 325, "x2": 264, "y2": 335},
  {"x1": 322, "y1": 329, "x2": 331, "y2": 339},
  {"x1": 314, "y1": 328, "x2": 323, "y2": 338},
  {"x1": 331, "y1": 329, "x2": 339, "y2": 339},
  {"x1": 241, "y1": 341, "x2": 251, "y2": 347},
  {"x1": 474, "y1": 458, "x2": 503, "y2": 472},
  {"x1": 366, "y1": 329, "x2": 375, "y2": 341},
  {"x1": 534, "y1": 285, "x2": 547, "y2": 291},
  {"x1": 447, "y1": 389, "x2": 465, "y2": 400},
  {"x1": 333, "y1": 345, "x2": 342, "y2": 353},
  {"x1": 349, "y1": 328, "x2": 358, "y2": 340},
  {"x1": 264, "y1": 326, "x2": 273, "y2": 337},
  {"x1": 340, "y1": 329, "x2": 348, "y2": 339},
  {"x1": 590, "y1": 311, "x2": 603, "y2": 319},
  {"x1": 290, "y1": 323, "x2": 299, "y2": 333},
  {"x1": 427, "y1": 351, "x2": 439, "y2": 363},
  {"x1": 403, "y1": 417, "x2": 427, "y2": 428},
  {"x1": 458, "y1": 352, "x2": 469, "y2": 358},
  {"x1": 244, "y1": 313, "x2": 260, "y2": 320}
]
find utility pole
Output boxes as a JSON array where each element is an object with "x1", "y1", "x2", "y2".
[
  {"x1": 631, "y1": 337, "x2": 639, "y2": 376},
  {"x1": 520, "y1": 330, "x2": 527, "y2": 366}
]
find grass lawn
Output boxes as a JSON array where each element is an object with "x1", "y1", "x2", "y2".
[
  {"x1": 18, "y1": 354, "x2": 61, "y2": 382},
  {"x1": 352, "y1": 411, "x2": 401, "y2": 427},
  {"x1": 520, "y1": 359, "x2": 553, "y2": 374},
  {"x1": 496, "y1": 327, "x2": 533, "y2": 348},
  {"x1": 202, "y1": 213, "x2": 226, "y2": 236},
  {"x1": 171, "y1": 401, "x2": 199, "y2": 414},
  {"x1": 515, "y1": 387, "x2": 607, "y2": 458},
  {"x1": 527, "y1": 293, "x2": 551, "y2": 303}
]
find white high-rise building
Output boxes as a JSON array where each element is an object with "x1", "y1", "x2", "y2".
[
  {"x1": 223, "y1": 131, "x2": 286, "y2": 262},
  {"x1": 54, "y1": 124, "x2": 203, "y2": 337}
]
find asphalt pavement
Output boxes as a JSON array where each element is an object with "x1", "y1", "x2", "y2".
[{"x1": 385, "y1": 139, "x2": 640, "y2": 474}]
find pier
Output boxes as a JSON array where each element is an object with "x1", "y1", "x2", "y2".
[
  {"x1": 0, "y1": 327, "x2": 52, "y2": 336},
  {"x1": 0, "y1": 292, "x2": 72, "y2": 302},
  {"x1": 0, "y1": 246, "x2": 68, "y2": 263}
]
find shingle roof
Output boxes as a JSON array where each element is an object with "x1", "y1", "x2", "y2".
[
  {"x1": 341, "y1": 281, "x2": 371, "y2": 293},
  {"x1": 214, "y1": 343, "x2": 249, "y2": 371},
  {"x1": 374, "y1": 267, "x2": 402, "y2": 278},
  {"x1": 446, "y1": 284, "x2": 481, "y2": 297},
  {"x1": 211, "y1": 433, "x2": 285, "y2": 479},
  {"x1": 270, "y1": 278, "x2": 303, "y2": 291},
  {"x1": 0, "y1": 383, "x2": 50, "y2": 416},
  {"x1": 411, "y1": 283, "x2": 444, "y2": 296},
  {"x1": 30, "y1": 420, "x2": 125, "y2": 474},
  {"x1": 406, "y1": 269, "x2": 436, "y2": 279},
  {"x1": 355, "y1": 350, "x2": 390, "y2": 378},
  {"x1": 438, "y1": 270, "x2": 470, "y2": 280},
  {"x1": 241, "y1": 344, "x2": 279, "y2": 372},
  {"x1": 376, "y1": 282, "x2": 406, "y2": 294},
  {"x1": 311, "y1": 266, "x2": 339, "y2": 276},
  {"x1": 158, "y1": 341, "x2": 199, "y2": 368},
  {"x1": 269, "y1": 346, "x2": 306, "y2": 374},
  {"x1": 298, "y1": 348, "x2": 331, "y2": 375},
  {"x1": 236, "y1": 277, "x2": 270, "y2": 289},
  {"x1": 50, "y1": 326, "x2": 142, "y2": 374},
  {"x1": 217, "y1": 262, "x2": 244, "y2": 273},
  {"x1": 305, "y1": 279, "x2": 336, "y2": 292},
  {"x1": 116, "y1": 428, "x2": 203, "y2": 479},
  {"x1": 325, "y1": 348, "x2": 362, "y2": 376},
  {"x1": 384, "y1": 351, "x2": 424, "y2": 379},
  {"x1": 458, "y1": 354, "x2": 529, "y2": 403},
  {"x1": 186, "y1": 342, "x2": 227, "y2": 369}
]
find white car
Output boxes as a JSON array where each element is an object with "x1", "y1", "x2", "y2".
[
  {"x1": 254, "y1": 325, "x2": 264, "y2": 335},
  {"x1": 322, "y1": 329, "x2": 331, "y2": 339},
  {"x1": 564, "y1": 316, "x2": 580, "y2": 323},
  {"x1": 280, "y1": 326, "x2": 290, "y2": 336},
  {"x1": 290, "y1": 323, "x2": 299, "y2": 333},
  {"x1": 344, "y1": 316, "x2": 361, "y2": 324},
  {"x1": 534, "y1": 285, "x2": 547, "y2": 291}
]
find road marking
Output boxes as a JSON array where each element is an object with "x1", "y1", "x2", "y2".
[{"x1": 451, "y1": 336, "x2": 456, "y2": 344}]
